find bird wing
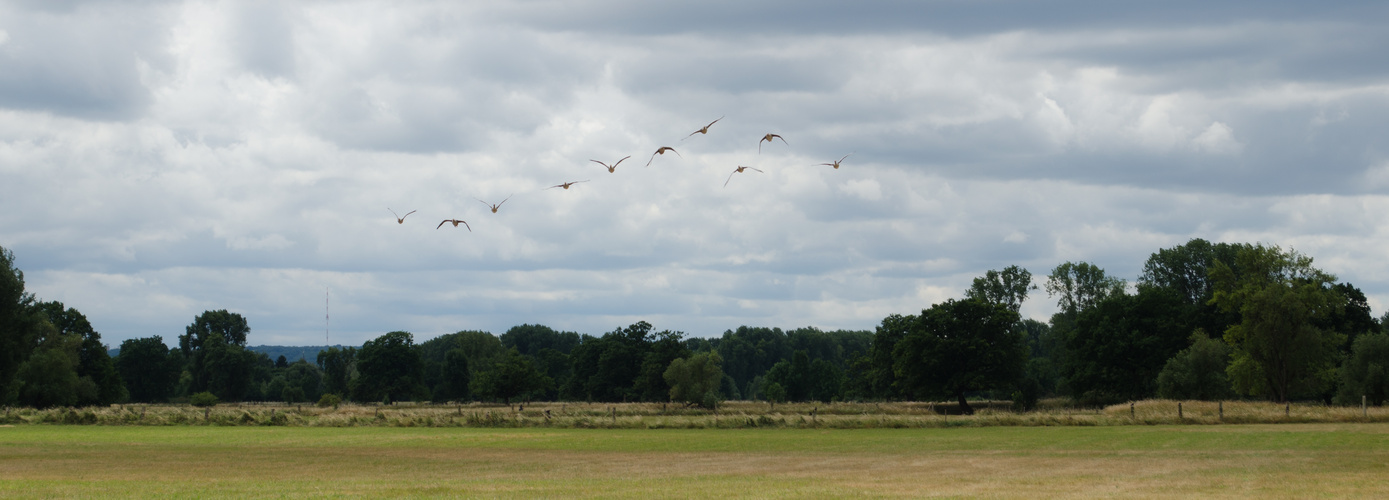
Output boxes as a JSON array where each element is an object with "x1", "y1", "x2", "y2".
[
  {"x1": 839, "y1": 153, "x2": 852, "y2": 163},
  {"x1": 774, "y1": 135, "x2": 787, "y2": 144},
  {"x1": 499, "y1": 195, "x2": 511, "y2": 207},
  {"x1": 404, "y1": 210, "x2": 416, "y2": 218},
  {"x1": 462, "y1": 221, "x2": 471, "y2": 231},
  {"x1": 749, "y1": 167, "x2": 763, "y2": 173},
  {"x1": 672, "y1": 148, "x2": 682, "y2": 158},
  {"x1": 437, "y1": 220, "x2": 447, "y2": 229},
  {"x1": 724, "y1": 170, "x2": 737, "y2": 188},
  {"x1": 589, "y1": 159, "x2": 608, "y2": 168},
  {"x1": 614, "y1": 155, "x2": 630, "y2": 167},
  {"x1": 388, "y1": 208, "x2": 400, "y2": 218},
  {"x1": 646, "y1": 151, "x2": 658, "y2": 167},
  {"x1": 708, "y1": 116, "x2": 723, "y2": 128}
]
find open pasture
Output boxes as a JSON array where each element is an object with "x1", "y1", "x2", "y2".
[{"x1": 3, "y1": 423, "x2": 1388, "y2": 498}]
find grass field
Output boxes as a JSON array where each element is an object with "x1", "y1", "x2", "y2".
[{"x1": 3, "y1": 424, "x2": 1388, "y2": 498}]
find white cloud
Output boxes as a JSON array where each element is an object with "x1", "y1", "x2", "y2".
[{"x1": 1193, "y1": 121, "x2": 1242, "y2": 154}]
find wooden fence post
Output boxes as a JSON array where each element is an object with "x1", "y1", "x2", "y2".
[
  {"x1": 1218, "y1": 401, "x2": 1223, "y2": 421},
  {"x1": 1363, "y1": 395, "x2": 1367, "y2": 418},
  {"x1": 1178, "y1": 402, "x2": 1182, "y2": 419},
  {"x1": 1130, "y1": 402, "x2": 1134, "y2": 418},
  {"x1": 1285, "y1": 402, "x2": 1290, "y2": 417}
]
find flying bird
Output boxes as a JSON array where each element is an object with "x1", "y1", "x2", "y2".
[
  {"x1": 646, "y1": 146, "x2": 681, "y2": 167},
  {"x1": 388, "y1": 208, "x2": 416, "y2": 224},
  {"x1": 682, "y1": 116, "x2": 724, "y2": 140},
  {"x1": 591, "y1": 156, "x2": 630, "y2": 173},
  {"x1": 724, "y1": 165, "x2": 764, "y2": 187},
  {"x1": 477, "y1": 196, "x2": 511, "y2": 213},
  {"x1": 549, "y1": 180, "x2": 589, "y2": 190},
  {"x1": 758, "y1": 133, "x2": 787, "y2": 153},
  {"x1": 437, "y1": 219, "x2": 471, "y2": 231},
  {"x1": 817, "y1": 153, "x2": 853, "y2": 169}
]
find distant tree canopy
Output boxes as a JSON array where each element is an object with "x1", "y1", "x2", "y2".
[
  {"x1": 6, "y1": 239, "x2": 1389, "y2": 410},
  {"x1": 353, "y1": 331, "x2": 427, "y2": 403}
]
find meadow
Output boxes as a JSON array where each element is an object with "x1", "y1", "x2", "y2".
[
  {"x1": 3, "y1": 422, "x2": 1389, "y2": 498},
  {"x1": 4, "y1": 399, "x2": 1389, "y2": 429}
]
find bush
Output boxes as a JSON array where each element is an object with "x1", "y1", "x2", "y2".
[
  {"x1": 189, "y1": 391, "x2": 220, "y2": 407},
  {"x1": 317, "y1": 393, "x2": 342, "y2": 408}
]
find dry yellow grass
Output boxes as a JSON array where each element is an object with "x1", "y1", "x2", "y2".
[{"x1": 5, "y1": 399, "x2": 1387, "y2": 429}]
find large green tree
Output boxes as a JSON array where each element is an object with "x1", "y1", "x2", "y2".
[
  {"x1": 15, "y1": 323, "x2": 84, "y2": 409},
  {"x1": 1211, "y1": 244, "x2": 1345, "y2": 402},
  {"x1": 116, "y1": 336, "x2": 180, "y2": 403},
  {"x1": 892, "y1": 298, "x2": 1026, "y2": 414},
  {"x1": 471, "y1": 347, "x2": 551, "y2": 406},
  {"x1": 664, "y1": 351, "x2": 725, "y2": 409},
  {"x1": 33, "y1": 301, "x2": 125, "y2": 405},
  {"x1": 353, "y1": 331, "x2": 428, "y2": 403},
  {"x1": 1065, "y1": 287, "x2": 1192, "y2": 403},
  {"x1": 316, "y1": 346, "x2": 356, "y2": 398},
  {"x1": 0, "y1": 246, "x2": 38, "y2": 405},
  {"x1": 180, "y1": 310, "x2": 255, "y2": 399}
]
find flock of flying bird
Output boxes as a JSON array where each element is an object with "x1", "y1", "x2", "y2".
[{"x1": 388, "y1": 116, "x2": 852, "y2": 232}]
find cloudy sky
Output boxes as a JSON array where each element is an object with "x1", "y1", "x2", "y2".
[{"x1": 3, "y1": 0, "x2": 1387, "y2": 347}]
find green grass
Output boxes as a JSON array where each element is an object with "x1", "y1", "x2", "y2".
[{"x1": 4, "y1": 424, "x2": 1389, "y2": 498}]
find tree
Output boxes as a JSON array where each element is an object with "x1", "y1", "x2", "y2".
[
  {"x1": 1046, "y1": 261, "x2": 1126, "y2": 316},
  {"x1": 437, "y1": 348, "x2": 471, "y2": 402},
  {"x1": 283, "y1": 360, "x2": 322, "y2": 403},
  {"x1": 500, "y1": 324, "x2": 580, "y2": 356},
  {"x1": 1156, "y1": 331, "x2": 1234, "y2": 401},
  {"x1": 316, "y1": 347, "x2": 356, "y2": 398},
  {"x1": 15, "y1": 322, "x2": 83, "y2": 409},
  {"x1": 180, "y1": 309, "x2": 250, "y2": 356},
  {"x1": 116, "y1": 336, "x2": 180, "y2": 403},
  {"x1": 1211, "y1": 244, "x2": 1345, "y2": 402},
  {"x1": 865, "y1": 314, "x2": 915, "y2": 400},
  {"x1": 892, "y1": 299, "x2": 1025, "y2": 414},
  {"x1": 200, "y1": 332, "x2": 256, "y2": 401},
  {"x1": 1065, "y1": 287, "x2": 1192, "y2": 403},
  {"x1": 180, "y1": 310, "x2": 254, "y2": 398},
  {"x1": 634, "y1": 329, "x2": 690, "y2": 402},
  {"x1": 715, "y1": 326, "x2": 791, "y2": 398},
  {"x1": 1138, "y1": 238, "x2": 1243, "y2": 341},
  {"x1": 33, "y1": 301, "x2": 125, "y2": 405},
  {"x1": 664, "y1": 351, "x2": 724, "y2": 409},
  {"x1": 564, "y1": 322, "x2": 653, "y2": 402},
  {"x1": 966, "y1": 265, "x2": 1036, "y2": 313},
  {"x1": 471, "y1": 347, "x2": 551, "y2": 406},
  {"x1": 0, "y1": 246, "x2": 38, "y2": 405},
  {"x1": 353, "y1": 331, "x2": 428, "y2": 403},
  {"x1": 1335, "y1": 333, "x2": 1389, "y2": 406}
]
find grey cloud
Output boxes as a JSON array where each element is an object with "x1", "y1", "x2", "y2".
[{"x1": 0, "y1": 3, "x2": 171, "y2": 120}]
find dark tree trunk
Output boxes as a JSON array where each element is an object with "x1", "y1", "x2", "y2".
[{"x1": 957, "y1": 392, "x2": 973, "y2": 415}]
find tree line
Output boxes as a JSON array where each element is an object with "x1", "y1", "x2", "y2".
[{"x1": 3, "y1": 240, "x2": 1388, "y2": 411}]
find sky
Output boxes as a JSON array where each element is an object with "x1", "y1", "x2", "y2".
[{"x1": 3, "y1": 0, "x2": 1388, "y2": 348}]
